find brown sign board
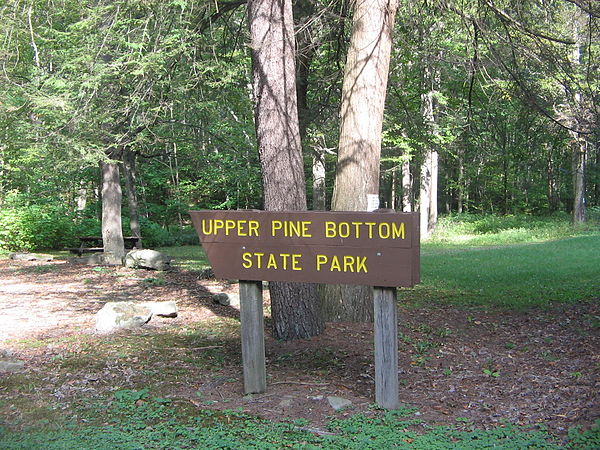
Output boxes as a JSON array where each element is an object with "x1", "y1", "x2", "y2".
[{"x1": 189, "y1": 210, "x2": 420, "y2": 287}]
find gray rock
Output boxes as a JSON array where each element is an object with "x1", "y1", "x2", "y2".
[
  {"x1": 141, "y1": 301, "x2": 178, "y2": 318},
  {"x1": 9, "y1": 252, "x2": 53, "y2": 261},
  {"x1": 278, "y1": 395, "x2": 295, "y2": 408},
  {"x1": 212, "y1": 293, "x2": 240, "y2": 307},
  {"x1": 327, "y1": 396, "x2": 352, "y2": 411},
  {"x1": 0, "y1": 360, "x2": 25, "y2": 373},
  {"x1": 199, "y1": 268, "x2": 214, "y2": 279},
  {"x1": 83, "y1": 252, "x2": 123, "y2": 266},
  {"x1": 125, "y1": 249, "x2": 171, "y2": 271},
  {"x1": 95, "y1": 302, "x2": 153, "y2": 333}
]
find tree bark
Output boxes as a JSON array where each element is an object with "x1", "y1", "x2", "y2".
[
  {"x1": 323, "y1": 0, "x2": 399, "y2": 322},
  {"x1": 312, "y1": 148, "x2": 326, "y2": 210},
  {"x1": 123, "y1": 149, "x2": 142, "y2": 248},
  {"x1": 402, "y1": 153, "x2": 412, "y2": 212},
  {"x1": 419, "y1": 61, "x2": 439, "y2": 238},
  {"x1": 248, "y1": 0, "x2": 323, "y2": 340},
  {"x1": 101, "y1": 156, "x2": 125, "y2": 265}
]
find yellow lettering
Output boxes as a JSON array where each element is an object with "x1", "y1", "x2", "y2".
[
  {"x1": 330, "y1": 255, "x2": 341, "y2": 271},
  {"x1": 271, "y1": 220, "x2": 283, "y2": 236},
  {"x1": 325, "y1": 221, "x2": 336, "y2": 238},
  {"x1": 248, "y1": 220, "x2": 259, "y2": 237},
  {"x1": 379, "y1": 222, "x2": 390, "y2": 239},
  {"x1": 280, "y1": 253, "x2": 291, "y2": 270},
  {"x1": 254, "y1": 252, "x2": 264, "y2": 268},
  {"x1": 201, "y1": 219, "x2": 212, "y2": 235},
  {"x1": 343, "y1": 255, "x2": 355, "y2": 272},
  {"x1": 292, "y1": 254, "x2": 302, "y2": 270},
  {"x1": 301, "y1": 221, "x2": 312, "y2": 237},
  {"x1": 365, "y1": 222, "x2": 376, "y2": 238},
  {"x1": 316, "y1": 254, "x2": 328, "y2": 271},
  {"x1": 356, "y1": 256, "x2": 368, "y2": 273},
  {"x1": 267, "y1": 254, "x2": 277, "y2": 269},
  {"x1": 242, "y1": 252, "x2": 252, "y2": 268},
  {"x1": 288, "y1": 221, "x2": 301, "y2": 237},
  {"x1": 213, "y1": 219, "x2": 224, "y2": 234},
  {"x1": 225, "y1": 220, "x2": 236, "y2": 235},
  {"x1": 352, "y1": 222, "x2": 362, "y2": 238},
  {"x1": 338, "y1": 222, "x2": 350, "y2": 238},
  {"x1": 392, "y1": 222, "x2": 405, "y2": 239},
  {"x1": 237, "y1": 220, "x2": 248, "y2": 236}
]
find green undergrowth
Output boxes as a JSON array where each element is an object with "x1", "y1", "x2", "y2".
[
  {"x1": 410, "y1": 234, "x2": 600, "y2": 309},
  {"x1": 428, "y1": 213, "x2": 598, "y2": 247},
  {"x1": 156, "y1": 244, "x2": 210, "y2": 271},
  {"x1": 1, "y1": 390, "x2": 598, "y2": 449}
]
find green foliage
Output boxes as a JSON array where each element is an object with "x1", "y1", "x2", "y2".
[
  {"x1": 0, "y1": 203, "x2": 78, "y2": 251},
  {"x1": 2, "y1": 394, "x2": 596, "y2": 449},
  {"x1": 411, "y1": 233, "x2": 600, "y2": 309},
  {"x1": 429, "y1": 213, "x2": 594, "y2": 246}
]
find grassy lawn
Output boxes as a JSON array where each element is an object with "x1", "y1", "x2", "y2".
[
  {"x1": 408, "y1": 234, "x2": 600, "y2": 309},
  {"x1": 2, "y1": 214, "x2": 599, "y2": 448}
]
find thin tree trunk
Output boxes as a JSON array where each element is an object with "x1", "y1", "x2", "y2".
[
  {"x1": 312, "y1": 148, "x2": 326, "y2": 210},
  {"x1": 402, "y1": 155, "x2": 412, "y2": 212},
  {"x1": 323, "y1": 0, "x2": 399, "y2": 323},
  {"x1": 123, "y1": 149, "x2": 142, "y2": 248},
  {"x1": 248, "y1": 0, "x2": 323, "y2": 340},
  {"x1": 572, "y1": 137, "x2": 587, "y2": 223},
  {"x1": 101, "y1": 157, "x2": 125, "y2": 265},
  {"x1": 420, "y1": 148, "x2": 432, "y2": 238}
]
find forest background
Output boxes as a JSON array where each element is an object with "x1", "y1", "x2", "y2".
[{"x1": 0, "y1": 0, "x2": 599, "y2": 252}]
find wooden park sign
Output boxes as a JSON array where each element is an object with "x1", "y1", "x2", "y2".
[{"x1": 190, "y1": 209, "x2": 420, "y2": 409}]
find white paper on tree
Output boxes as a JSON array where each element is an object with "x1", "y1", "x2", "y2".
[{"x1": 367, "y1": 194, "x2": 380, "y2": 212}]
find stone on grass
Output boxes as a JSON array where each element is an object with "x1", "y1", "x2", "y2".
[
  {"x1": 327, "y1": 396, "x2": 352, "y2": 411},
  {"x1": 95, "y1": 302, "x2": 153, "y2": 333},
  {"x1": 141, "y1": 301, "x2": 178, "y2": 318},
  {"x1": 212, "y1": 293, "x2": 240, "y2": 307},
  {"x1": 82, "y1": 252, "x2": 123, "y2": 266},
  {"x1": 95, "y1": 301, "x2": 178, "y2": 333},
  {"x1": 199, "y1": 268, "x2": 214, "y2": 279},
  {"x1": 125, "y1": 249, "x2": 171, "y2": 271},
  {"x1": 9, "y1": 252, "x2": 53, "y2": 262},
  {"x1": 0, "y1": 360, "x2": 25, "y2": 373}
]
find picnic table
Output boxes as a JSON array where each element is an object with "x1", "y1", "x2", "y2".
[{"x1": 66, "y1": 236, "x2": 141, "y2": 256}]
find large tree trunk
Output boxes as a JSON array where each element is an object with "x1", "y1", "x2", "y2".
[
  {"x1": 248, "y1": 0, "x2": 323, "y2": 340},
  {"x1": 101, "y1": 156, "x2": 125, "y2": 265},
  {"x1": 123, "y1": 149, "x2": 142, "y2": 248},
  {"x1": 322, "y1": 0, "x2": 399, "y2": 323}
]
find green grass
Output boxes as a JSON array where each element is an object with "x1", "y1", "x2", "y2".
[
  {"x1": 1, "y1": 391, "x2": 598, "y2": 449},
  {"x1": 410, "y1": 234, "x2": 600, "y2": 308},
  {"x1": 156, "y1": 245, "x2": 210, "y2": 271}
]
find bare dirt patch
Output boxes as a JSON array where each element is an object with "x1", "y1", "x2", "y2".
[{"x1": 0, "y1": 257, "x2": 598, "y2": 436}]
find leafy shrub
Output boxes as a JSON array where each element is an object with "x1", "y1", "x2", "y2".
[
  {"x1": 0, "y1": 204, "x2": 78, "y2": 251},
  {"x1": 140, "y1": 218, "x2": 176, "y2": 248}
]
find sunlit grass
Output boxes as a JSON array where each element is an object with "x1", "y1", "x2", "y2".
[{"x1": 156, "y1": 245, "x2": 209, "y2": 271}]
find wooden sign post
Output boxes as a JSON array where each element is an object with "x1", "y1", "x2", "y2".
[{"x1": 190, "y1": 210, "x2": 419, "y2": 407}]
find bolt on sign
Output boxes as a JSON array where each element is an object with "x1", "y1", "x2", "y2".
[{"x1": 190, "y1": 210, "x2": 419, "y2": 287}]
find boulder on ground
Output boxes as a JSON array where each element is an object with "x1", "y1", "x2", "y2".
[
  {"x1": 125, "y1": 249, "x2": 171, "y2": 271},
  {"x1": 212, "y1": 293, "x2": 240, "y2": 307},
  {"x1": 95, "y1": 301, "x2": 178, "y2": 333},
  {"x1": 9, "y1": 252, "x2": 53, "y2": 262},
  {"x1": 141, "y1": 301, "x2": 178, "y2": 318},
  {"x1": 95, "y1": 302, "x2": 153, "y2": 333},
  {"x1": 82, "y1": 252, "x2": 123, "y2": 266},
  {"x1": 0, "y1": 360, "x2": 25, "y2": 373}
]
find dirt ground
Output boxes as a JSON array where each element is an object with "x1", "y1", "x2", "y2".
[{"x1": 0, "y1": 257, "x2": 598, "y2": 437}]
